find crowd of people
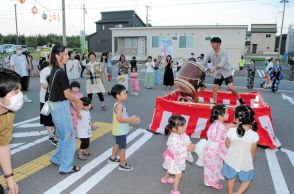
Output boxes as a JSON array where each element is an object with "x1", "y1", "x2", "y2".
[{"x1": 0, "y1": 36, "x2": 285, "y2": 194}]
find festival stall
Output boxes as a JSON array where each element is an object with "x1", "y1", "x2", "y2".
[{"x1": 149, "y1": 90, "x2": 281, "y2": 149}]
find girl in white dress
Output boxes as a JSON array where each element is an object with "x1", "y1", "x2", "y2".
[{"x1": 222, "y1": 105, "x2": 259, "y2": 194}]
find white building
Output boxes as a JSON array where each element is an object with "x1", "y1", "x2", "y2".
[
  {"x1": 111, "y1": 25, "x2": 247, "y2": 68},
  {"x1": 286, "y1": 25, "x2": 294, "y2": 54}
]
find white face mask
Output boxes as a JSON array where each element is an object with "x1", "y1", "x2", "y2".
[{"x1": 0, "y1": 92, "x2": 24, "y2": 112}]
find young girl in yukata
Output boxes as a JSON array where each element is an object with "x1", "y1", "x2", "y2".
[
  {"x1": 222, "y1": 105, "x2": 259, "y2": 194},
  {"x1": 69, "y1": 81, "x2": 83, "y2": 131},
  {"x1": 161, "y1": 115, "x2": 195, "y2": 194},
  {"x1": 130, "y1": 67, "x2": 139, "y2": 96},
  {"x1": 203, "y1": 104, "x2": 229, "y2": 190}
]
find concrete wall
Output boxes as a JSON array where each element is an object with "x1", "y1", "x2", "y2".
[
  {"x1": 251, "y1": 32, "x2": 276, "y2": 54},
  {"x1": 111, "y1": 26, "x2": 247, "y2": 68}
]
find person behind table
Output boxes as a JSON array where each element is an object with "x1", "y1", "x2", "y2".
[
  {"x1": 161, "y1": 115, "x2": 195, "y2": 194},
  {"x1": 69, "y1": 81, "x2": 83, "y2": 131},
  {"x1": 201, "y1": 37, "x2": 245, "y2": 105},
  {"x1": 66, "y1": 51, "x2": 81, "y2": 83},
  {"x1": 247, "y1": 59, "x2": 256, "y2": 90},
  {"x1": 9, "y1": 45, "x2": 32, "y2": 103},
  {"x1": 76, "y1": 97, "x2": 98, "y2": 160},
  {"x1": 145, "y1": 56, "x2": 155, "y2": 89},
  {"x1": 270, "y1": 59, "x2": 283, "y2": 94},
  {"x1": 108, "y1": 84, "x2": 141, "y2": 171},
  {"x1": 221, "y1": 105, "x2": 259, "y2": 194},
  {"x1": 0, "y1": 68, "x2": 23, "y2": 194},
  {"x1": 203, "y1": 105, "x2": 228, "y2": 190},
  {"x1": 130, "y1": 67, "x2": 139, "y2": 96}
]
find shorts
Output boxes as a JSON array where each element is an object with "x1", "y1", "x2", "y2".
[
  {"x1": 40, "y1": 103, "x2": 54, "y2": 127},
  {"x1": 80, "y1": 138, "x2": 90, "y2": 149},
  {"x1": 20, "y1": 76, "x2": 29, "y2": 91},
  {"x1": 115, "y1": 135, "x2": 127, "y2": 149},
  {"x1": 221, "y1": 162, "x2": 255, "y2": 183},
  {"x1": 214, "y1": 75, "x2": 233, "y2": 86}
]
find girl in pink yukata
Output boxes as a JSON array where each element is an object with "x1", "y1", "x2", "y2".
[
  {"x1": 161, "y1": 115, "x2": 195, "y2": 194},
  {"x1": 130, "y1": 67, "x2": 139, "y2": 96},
  {"x1": 69, "y1": 81, "x2": 83, "y2": 130},
  {"x1": 203, "y1": 104, "x2": 229, "y2": 190}
]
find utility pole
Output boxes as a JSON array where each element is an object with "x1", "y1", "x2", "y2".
[
  {"x1": 62, "y1": 0, "x2": 66, "y2": 46},
  {"x1": 146, "y1": 6, "x2": 151, "y2": 26},
  {"x1": 278, "y1": 0, "x2": 289, "y2": 56},
  {"x1": 83, "y1": 0, "x2": 86, "y2": 34},
  {"x1": 14, "y1": 4, "x2": 19, "y2": 45}
]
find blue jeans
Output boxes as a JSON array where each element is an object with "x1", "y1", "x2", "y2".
[
  {"x1": 50, "y1": 100, "x2": 76, "y2": 173},
  {"x1": 154, "y1": 69, "x2": 161, "y2": 85}
]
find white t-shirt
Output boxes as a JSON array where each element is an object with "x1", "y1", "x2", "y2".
[
  {"x1": 225, "y1": 128, "x2": 259, "y2": 172},
  {"x1": 77, "y1": 110, "x2": 92, "y2": 138},
  {"x1": 66, "y1": 59, "x2": 81, "y2": 80},
  {"x1": 39, "y1": 66, "x2": 52, "y2": 103},
  {"x1": 146, "y1": 61, "x2": 154, "y2": 73},
  {"x1": 10, "y1": 54, "x2": 28, "y2": 77}
]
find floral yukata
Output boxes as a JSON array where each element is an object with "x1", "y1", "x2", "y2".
[
  {"x1": 163, "y1": 132, "x2": 193, "y2": 175},
  {"x1": 203, "y1": 120, "x2": 227, "y2": 186}
]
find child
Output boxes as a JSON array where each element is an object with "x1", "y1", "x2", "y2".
[
  {"x1": 130, "y1": 67, "x2": 139, "y2": 96},
  {"x1": 108, "y1": 84, "x2": 141, "y2": 171},
  {"x1": 161, "y1": 115, "x2": 195, "y2": 194},
  {"x1": 76, "y1": 97, "x2": 98, "y2": 160},
  {"x1": 271, "y1": 60, "x2": 283, "y2": 93},
  {"x1": 70, "y1": 81, "x2": 83, "y2": 130},
  {"x1": 247, "y1": 59, "x2": 256, "y2": 90},
  {"x1": 222, "y1": 105, "x2": 259, "y2": 194},
  {"x1": 145, "y1": 56, "x2": 155, "y2": 89},
  {"x1": 203, "y1": 105, "x2": 228, "y2": 190}
]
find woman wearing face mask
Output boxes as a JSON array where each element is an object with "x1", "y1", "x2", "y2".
[
  {"x1": 48, "y1": 45, "x2": 83, "y2": 174},
  {"x1": 0, "y1": 68, "x2": 22, "y2": 194}
]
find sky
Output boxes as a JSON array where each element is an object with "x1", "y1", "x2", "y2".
[{"x1": 0, "y1": 0, "x2": 294, "y2": 36}]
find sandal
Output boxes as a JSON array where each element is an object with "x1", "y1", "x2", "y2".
[
  {"x1": 77, "y1": 154, "x2": 87, "y2": 160},
  {"x1": 59, "y1": 166, "x2": 81, "y2": 174},
  {"x1": 160, "y1": 177, "x2": 174, "y2": 184},
  {"x1": 101, "y1": 106, "x2": 107, "y2": 111},
  {"x1": 82, "y1": 151, "x2": 92, "y2": 156}
]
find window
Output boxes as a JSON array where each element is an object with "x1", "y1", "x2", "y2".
[
  {"x1": 266, "y1": 34, "x2": 271, "y2": 38},
  {"x1": 179, "y1": 36, "x2": 194, "y2": 48},
  {"x1": 152, "y1": 36, "x2": 159, "y2": 48},
  {"x1": 205, "y1": 36, "x2": 212, "y2": 41},
  {"x1": 101, "y1": 25, "x2": 105, "y2": 30},
  {"x1": 152, "y1": 36, "x2": 169, "y2": 48},
  {"x1": 125, "y1": 38, "x2": 138, "y2": 48},
  {"x1": 115, "y1": 24, "x2": 123, "y2": 28}
]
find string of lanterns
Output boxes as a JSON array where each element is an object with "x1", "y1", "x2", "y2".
[{"x1": 19, "y1": 0, "x2": 60, "y2": 22}]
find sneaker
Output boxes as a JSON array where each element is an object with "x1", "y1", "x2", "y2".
[
  {"x1": 23, "y1": 95, "x2": 32, "y2": 103},
  {"x1": 108, "y1": 157, "x2": 120, "y2": 164},
  {"x1": 118, "y1": 163, "x2": 133, "y2": 171},
  {"x1": 49, "y1": 137, "x2": 58, "y2": 146}
]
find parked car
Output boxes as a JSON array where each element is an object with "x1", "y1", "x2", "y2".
[
  {"x1": 6, "y1": 45, "x2": 28, "y2": 53},
  {"x1": 0, "y1": 44, "x2": 15, "y2": 54}
]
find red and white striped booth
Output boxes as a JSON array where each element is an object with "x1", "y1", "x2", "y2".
[{"x1": 149, "y1": 90, "x2": 281, "y2": 149}]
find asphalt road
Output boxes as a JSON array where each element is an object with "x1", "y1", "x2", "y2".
[{"x1": 1, "y1": 67, "x2": 294, "y2": 194}]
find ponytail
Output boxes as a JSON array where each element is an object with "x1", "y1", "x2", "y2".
[
  {"x1": 210, "y1": 104, "x2": 226, "y2": 123},
  {"x1": 237, "y1": 123, "x2": 245, "y2": 137},
  {"x1": 252, "y1": 121, "x2": 258, "y2": 132},
  {"x1": 165, "y1": 124, "x2": 172, "y2": 135}
]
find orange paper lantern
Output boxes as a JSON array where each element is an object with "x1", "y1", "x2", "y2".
[{"x1": 19, "y1": 0, "x2": 25, "y2": 4}]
